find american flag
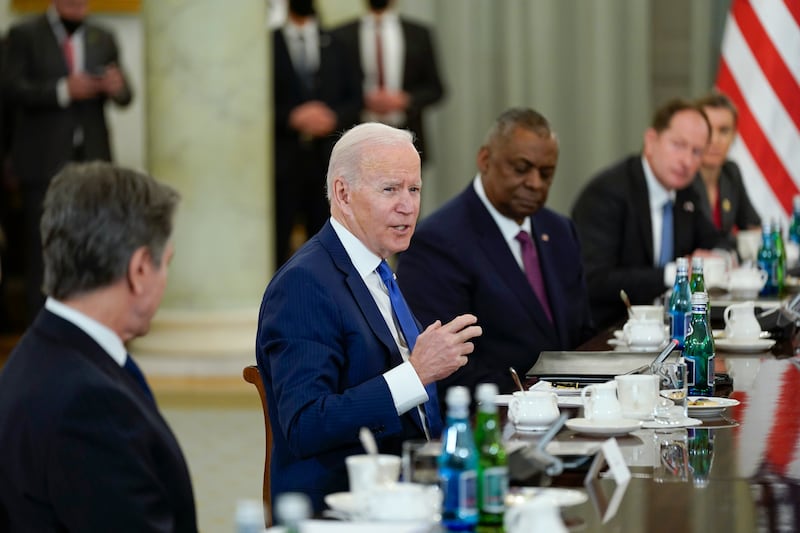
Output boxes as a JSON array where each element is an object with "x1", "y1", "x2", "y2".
[{"x1": 715, "y1": 0, "x2": 800, "y2": 227}]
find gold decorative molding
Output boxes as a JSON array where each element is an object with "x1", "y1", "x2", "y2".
[{"x1": 11, "y1": 0, "x2": 140, "y2": 13}]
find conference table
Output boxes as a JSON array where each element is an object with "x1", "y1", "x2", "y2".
[{"x1": 507, "y1": 309, "x2": 800, "y2": 533}]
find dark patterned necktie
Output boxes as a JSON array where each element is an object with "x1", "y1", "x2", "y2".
[{"x1": 124, "y1": 353, "x2": 155, "y2": 403}]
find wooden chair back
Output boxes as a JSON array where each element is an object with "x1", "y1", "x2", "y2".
[{"x1": 242, "y1": 364, "x2": 273, "y2": 527}]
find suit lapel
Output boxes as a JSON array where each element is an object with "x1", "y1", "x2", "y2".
[
  {"x1": 318, "y1": 222, "x2": 403, "y2": 366},
  {"x1": 529, "y1": 212, "x2": 569, "y2": 345},
  {"x1": 630, "y1": 159, "x2": 656, "y2": 265},
  {"x1": 464, "y1": 189, "x2": 556, "y2": 337}
]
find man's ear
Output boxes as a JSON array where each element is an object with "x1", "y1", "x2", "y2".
[
  {"x1": 332, "y1": 176, "x2": 351, "y2": 210},
  {"x1": 126, "y1": 246, "x2": 152, "y2": 296},
  {"x1": 476, "y1": 146, "x2": 490, "y2": 174},
  {"x1": 643, "y1": 128, "x2": 657, "y2": 155}
]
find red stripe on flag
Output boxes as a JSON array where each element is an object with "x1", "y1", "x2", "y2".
[
  {"x1": 717, "y1": 60, "x2": 799, "y2": 213},
  {"x1": 731, "y1": 0, "x2": 800, "y2": 133},
  {"x1": 784, "y1": 0, "x2": 800, "y2": 30},
  {"x1": 764, "y1": 363, "x2": 800, "y2": 476}
]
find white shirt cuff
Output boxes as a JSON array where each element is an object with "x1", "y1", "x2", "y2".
[
  {"x1": 57, "y1": 78, "x2": 71, "y2": 108},
  {"x1": 383, "y1": 361, "x2": 428, "y2": 415},
  {"x1": 663, "y1": 261, "x2": 677, "y2": 287}
]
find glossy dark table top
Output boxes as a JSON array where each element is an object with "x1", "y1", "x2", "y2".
[{"x1": 513, "y1": 322, "x2": 800, "y2": 532}]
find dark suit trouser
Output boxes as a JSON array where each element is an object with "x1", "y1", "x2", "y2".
[{"x1": 274, "y1": 143, "x2": 329, "y2": 267}]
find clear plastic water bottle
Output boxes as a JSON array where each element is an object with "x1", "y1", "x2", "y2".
[
  {"x1": 668, "y1": 257, "x2": 692, "y2": 349},
  {"x1": 234, "y1": 499, "x2": 265, "y2": 533},
  {"x1": 274, "y1": 493, "x2": 311, "y2": 533},
  {"x1": 474, "y1": 383, "x2": 507, "y2": 530},
  {"x1": 438, "y1": 386, "x2": 479, "y2": 532}
]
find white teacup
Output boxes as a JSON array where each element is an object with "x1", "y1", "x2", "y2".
[
  {"x1": 580, "y1": 382, "x2": 622, "y2": 421},
  {"x1": 630, "y1": 304, "x2": 664, "y2": 321},
  {"x1": 727, "y1": 267, "x2": 768, "y2": 299},
  {"x1": 615, "y1": 374, "x2": 659, "y2": 420},
  {"x1": 508, "y1": 390, "x2": 560, "y2": 430},
  {"x1": 724, "y1": 301, "x2": 762, "y2": 340},
  {"x1": 623, "y1": 318, "x2": 666, "y2": 347},
  {"x1": 345, "y1": 454, "x2": 401, "y2": 494},
  {"x1": 364, "y1": 483, "x2": 440, "y2": 522},
  {"x1": 737, "y1": 229, "x2": 762, "y2": 262},
  {"x1": 703, "y1": 256, "x2": 730, "y2": 288},
  {"x1": 505, "y1": 496, "x2": 568, "y2": 533}
]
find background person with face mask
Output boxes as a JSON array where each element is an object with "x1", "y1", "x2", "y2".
[
  {"x1": 333, "y1": 0, "x2": 445, "y2": 163},
  {"x1": 273, "y1": 0, "x2": 362, "y2": 267}
]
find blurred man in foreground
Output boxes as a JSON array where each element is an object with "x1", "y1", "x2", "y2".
[
  {"x1": 257, "y1": 122, "x2": 481, "y2": 511},
  {"x1": 0, "y1": 162, "x2": 197, "y2": 532},
  {"x1": 397, "y1": 108, "x2": 594, "y2": 395},
  {"x1": 572, "y1": 99, "x2": 730, "y2": 329}
]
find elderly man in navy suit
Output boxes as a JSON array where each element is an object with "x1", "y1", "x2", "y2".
[
  {"x1": 256, "y1": 122, "x2": 481, "y2": 512},
  {"x1": 0, "y1": 162, "x2": 196, "y2": 532},
  {"x1": 397, "y1": 108, "x2": 595, "y2": 396}
]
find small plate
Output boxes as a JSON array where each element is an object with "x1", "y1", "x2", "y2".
[
  {"x1": 712, "y1": 329, "x2": 771, "y2": 339},
  {"x1": 514, "y1": 424, "x2": 550, "y2": 433},
  {"x1": 715, "y1": 338, "x2": 776, "y2": 353},
  {"x1": 641, "y1": 416, "x2": 703, "y2": 429},
  {"x1": 324, "y1": 492, "x2": 363, "y2": 517},
  {"x1": 565, "y1": 417, "x2": 643, "y2": 436},
  {"x1": 506, "y1": 487, "x2": 588, "y2": 508},
  {"x1": 687, "y1": 397, "x2": 740, "y2": 418}
]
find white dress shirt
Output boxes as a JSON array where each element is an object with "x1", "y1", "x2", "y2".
[
  {"x1": 45, "y1": 297, "x2": 127, "y2": 367},
  {"x1": 329, "y1": 217, "x2": 428, "y2": 417},
  {"x1": 474, "y1": 174, "x2": 531, "y2": 272},
  {"x1": 359, "y1": 11, "x2": 406, "y2": 126},
  {"x1": 642, "y1": 156, "x2": 677, "y2": 267}
]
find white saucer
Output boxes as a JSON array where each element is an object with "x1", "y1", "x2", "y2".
[
  {"x1": 687, "y1": 397, "x2": 740, "y2": 418},
  {"x1": 712, "y1": 329, "x2": 771, "y2": 340},
  {"x1": 565, "y1": 417, "x2": 643, "y2": 436},
  {"x1": 641, "y1": 416, "x2": 703, "y2": 429},
  {"x1": 513, "y1": 423, "x2": 551, "y2": 433},
  {"x1": 324, "y1": 492, "x2": 363, "y2": 517},
  {"x1": 715, "y1": 338, "x2": 776, "y2": 353},
  {"x1": 506, "y1": 487, "x2": 588, "y2": 508}
]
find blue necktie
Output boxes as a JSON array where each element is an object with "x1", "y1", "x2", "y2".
[
  {"x1": 659, "y1": 200, "x2": 674, "y2": 267},
  {"x1": 376, "y1": 260, "x2": 442, "y2": 438},
  {"x1": 124, "y1": 354, "x2": 155, "y2": 403}
]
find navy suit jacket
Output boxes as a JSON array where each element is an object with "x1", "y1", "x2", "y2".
[
  {"x1": 572, "y1": 155, "x2": 728, "y2": 328},
  {"x1": 256, "y1": 221, "x2": 428, "y2": 512},
  {"x1": 0, "y1": 310, "x2": 197, "y2": 532},
  {"x1": 396, "y1": 184, "x2": 595, "y2": 395},
  {"x1": 332, "y1": 17, "x2": 444, "y2": 161},
  {"x1": 690, "y1": 160, "x2": 761, "y2": 249},
  {"x1": 4, "y1": 14, "x2": 132, "y2": 186}
]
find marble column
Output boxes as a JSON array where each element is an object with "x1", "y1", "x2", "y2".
[{"x1": 130, "y1": 0, "x2": 271, "y2": 375}]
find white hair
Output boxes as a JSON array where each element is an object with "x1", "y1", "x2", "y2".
[{"x1": 326, "y1": 123, "x2": 416, "y2": 200}]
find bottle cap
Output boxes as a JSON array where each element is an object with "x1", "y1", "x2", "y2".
[
  {"x1": 445, "y1": 386, "x2": 470, "y2": 407},
  {"x1": 691, "y1": 291, "x2": 708, "y2": 305},
  {"x1": 275, "y1": 492, "x2": 311, "y2": 526},
  {"x1": 676, "y1": 257, "x2": 689, "y2": 272},
  {"x1": 794, "y1": 195, "x2": 800, "y2": 210},
  {"x1": 475, "y1": 383, "x2": 499, "y2": 404},
  {"x1": 691, "y1": 256, "x2": 703, "y2": 271},
  {"x1": 235, "y1": 499, "x2": 265, "y2": 528}
]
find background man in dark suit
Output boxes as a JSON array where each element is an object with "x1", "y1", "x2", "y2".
[
  {"x1": 0, "y1": 162, "x2": 197, "y2": 532},
  {"x1": 333, "y1": 0, "x2": 444, "y2": 162},
  {"x1": 397, "y1": 108, "x2": 594, "y2": 395},
  {"x1": 273, "y1": 0, "x2": 362, "y2": 266},
  {"x1": 257, "y1": 122, "x2": 481, "y2": 512},
  {"x1": 3, "y1": 0, "x2": 133, "y2": 324},
  {"x1": 572, "y1": 99, "x2": 730, "y2": 329}
]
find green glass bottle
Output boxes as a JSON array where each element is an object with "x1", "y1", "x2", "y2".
[
  {"x1": 772, "y1": 220, "x2": 786, "y2": 296},
  {"x1": 688, "y1": 428, "x2": 715, "y2": 489},
  {"x1": 474, "y1": 383, "x2": 507, "y2": 533},
  {"x1": 690, "y1": 257, "x2": 709, "y2": 322},
  {"x1": 683, "y1": 292, "x2": 715, "y2": 397}
]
